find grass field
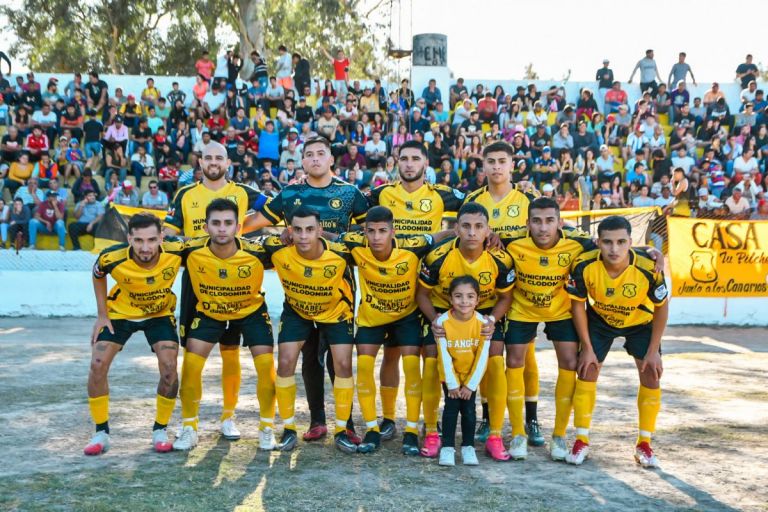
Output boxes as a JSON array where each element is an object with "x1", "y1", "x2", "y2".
[{"x1": 1, "y1": 319, "x2": 766, "y2": 512}]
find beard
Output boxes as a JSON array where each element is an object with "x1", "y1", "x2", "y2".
[
  {"x1": 399, "y1": 166, "x2": 425, "y2": 183},
  {"x1": 203, "y1": 165, "x2": 226, "y2": 181}
]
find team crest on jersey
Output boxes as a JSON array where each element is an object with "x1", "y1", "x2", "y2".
[
  {"x1": 606, "y1": 288, "x2": 615, "y2": 297},
  {"x1": 324, "y1": 265, "x2": 337, "y2": 278},
  {"x1": 304, "y1": 266, "x2": 313, "y2": 277},
  {"x1": 419, "y1": 199, "x2": 433, "y2": 212},
  {"x1": 540, "y1": 256, "x2": 549, "y2": 267},
  {"x1": 622, "y1": 284, "x2": 637, "y2": 298},
  {"x1": 396, "y1": 262, "x2": 409, "y2": 275},
  {"x1": 329, "y1": 198, "x2": 343, "y2": 210},
  {"x1": 479, "y1": 271, "x2": 492, "y2": 285},
  {"x1": 492, "y1": 208, "x2": 500, "y2": 219},
  {"x1": 557, "y1": 253, "x2": 571, "y2": 267},
  {"x1": 219, "y1": 269, "x2": 228, "y2": 279},
  {"x1": 162, "y1": 267, "x2": 175, "y2": 280},
  {"x1": 507, "y1": 205, "x2": 520, "y2": 217},
  {"x1": 146, "y1": 276, "x2": 155, "y2": 284},
  {"x1": 238, "y1": 265, "x2": 251, "y2": 278}
]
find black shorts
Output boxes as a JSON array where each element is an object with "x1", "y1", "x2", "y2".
[
  {"x1": 587, "y1": 312, "x2": 656, "y2": 363},
  {"x1": 505, "y1": 318, "x2": 578, "y2": 345},
  {"x1": 187, "y1": 303, "x2": 274, "y2": 347},
  {"x1": 421, "y1": 307, "x2": 505, "y2": 346},
  {"x1": 355, "y1": 309, "x2": 422, "y2": 347},
  {"x1": 179, "y1": 269, "x2": 240, "y2": 347},
  {"x1": 277, "y1": 304, "x2": 354, "y2": 345},
  {"x1": 96, "y1": 316, "x2": 178, "y2": 347}
]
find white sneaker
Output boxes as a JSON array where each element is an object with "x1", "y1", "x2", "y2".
[
  {"x1": 83, "y1": 431, "x2": 110, "y2": 456},
  {"x1": 152, "y1": 428, "x2": 173, "y2": 453},
  {"x1": 508, "y1": 435, "x2": 528, "y2": 460},
  {"x1": 550, "y1": 436, "x2": 568, "y2": 461},
  {"x1": 634, "y1": 442, "x2": 660, "y2": 469},
  {"x1": 221, "y1": 417, "x2": 241, "y2": 440},
  {"x1": 461, "y1": 446, "x2": 479, "y2": 466},
  {"x1": 438, "y1": 447, "x2": 455, "y2": 466},
  {"x1": 173, "y1": 425, "x2": 198, "y2": 451},
  {"x1": 259, "y1": 427, "x2": 276, "y2": 451},
  {"x1": 565, "y1": 439, "x2": 590, "y2": 465}
]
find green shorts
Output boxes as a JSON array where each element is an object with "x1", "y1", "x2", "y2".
[
  {"x1": 505, "y1": 318, "x2": 578, "y2": 345},
  {"x1": 355, "y1": 309, "x2": 422, "y2": 347},
  {"x1": 188, "y1": 303, "x2": 274, "y2": 347},
  {"x1": 277, "y1": 303, "x2": 354, "y2": 345},
  {"x1": 421, "y1": 307, "x2": 505, "y2": 346},
  {"x1": 587, "y1": 310, "x2": 656, "y2": 363},
  {"x1": 96, "y1": 316, "x2": 178, "y2": 347}
]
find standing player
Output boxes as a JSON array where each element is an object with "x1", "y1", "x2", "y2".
[
  {"x1": 85, "y1": 213, "x2": 184, "y2": 455},
  {"x1": 416, "y1": 203, "x2": 513, "y2": 459},
  {"x1": 336, "y1": 206, "x2": 439, "y2": 454},
  {"x1": 164, "y1": 141, "x2": 266, "y2": 441},
  {"x1": 499, "y1": 198, "x2": 594, "y2": 460},
  {"x1": 262, "y1": 207, "x2": 358, "y2": 453},
  {"x1": 367, "y1": 140, "x2": 465, "y2": 440},
  {"x1": 243, "y1": 136, "x2": 368, "y2": 443},
  {"x1": 172, "y1": 199, "x2": 278, "y2": 451},
  {"x1": 566, "y1": 216, "x2": 668, "y2": 468},
  {"x1": 463, "y1": 140, "x2": 542, "y2": 449}
]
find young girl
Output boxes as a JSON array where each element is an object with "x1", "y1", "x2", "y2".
[{"x1": 435, "y1": 276, "x2": 491, "y2": 467}]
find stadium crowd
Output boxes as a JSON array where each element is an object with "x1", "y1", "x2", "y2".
[{"x1": 1, "y1": 48, "x2": 768, "y2": 250}]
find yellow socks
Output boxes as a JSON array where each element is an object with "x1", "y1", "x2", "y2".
[
  {"x1": 553, "y1": 368, "x2": 576, "y2": 437},
  {"x1": 402, "y1": 355, "x2": 422, "y2": 435},
  {"x1": 524, "y1": 341, "x2": 539, "y2": 402},
  {"x1": 253, "y1": 353, "x2": 276, "y2": 431},
  {"x1": 505, "y1": 367, "x2": 526, "y2": 437},
  {"x1": 478, "y1": 373, "x2": 488, "y2": 405},
  {"x1": 487, "y1": 356, "x2": 507, "y2": 436},
  {"x1": 637, "y1": 385, "x2": 661, "y2": 445},
  {"x1": 88, "y1": 395, "x2": 109, "y2": 429},
  {"x1": 275, "y1": 375, "x2": 297, "y2": 430},
  {"x1": 219, "y1": 348, "x2": 241, "y2": 421},
  {"x1": 334, "y1": 376, "x2": 355, "y2": 434},
  {"x1": 380, "y1": 385, "x2": 398, "y2": 421},
  {"x1": 573, "y1": 379, "x2": 597, "y2": 443},
  {"x1": 357, "y1": 355, "x2": 379, "y2": 432},
  {"x1": 421, "y1": 357, "x2": 440, "y2": 434},
  {"x1": 155, "y1": 395, "x2": 176, "y2": 427},
  {"x1": 180, "y1": 351, "x2": 206, "y2": 430}
]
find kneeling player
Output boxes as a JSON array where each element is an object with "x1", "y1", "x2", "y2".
[
  {"x1": 173, "y1": 199, "x2": 278, "y2": 451},
  {"x1": 85, "y1": 213, "x2": 184, "y2": 455},
  {"x1": 566, "y1": 216, "x2": 668, "y2": 468}
]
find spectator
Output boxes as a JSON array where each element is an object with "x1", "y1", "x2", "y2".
[
  {"x1": 668, "y1": 52, "x2": 696, "y2": 87},
  {"x1": 72, "y1": 169, "x2": 102, "y2": 202},
  {"x1": 629, "y1": 49, "x2": 663, "y2": 95},
  {"x1": 750, "y1": 199, "x2": 768, "y2": 220},
  {"x1": 551, "y1": 123, "x2": 574, "y2": 157},
  {"x1": 604, "y1": 81, "x2": 628, "y2": 114},
  {"x1": 736, "y1": 54, "x2": 758, "y2": 89},
  {"x1": 69, "y1": 190, "x2": 105, "y2": 250},
  {"x1": 85, "y1": 72, "x2": 108, "y2": 112},
  {"x1": 29, "y1": 190, "x2": 66, "y2": 250},
  {"x1": 595, "y1": 59, "x2": 614, "y2": 113},
  {"x1": 703, "y1": 82, "x2": 725, "y2": 108},
  {"x1": 157, "y1": 158, "x2": 180, "y2": 199},
  {"x1": 0, "y1": 197, "x2": 8, "y2": 246},
  {"x1": 725, "y1": 187, "x2": 751, "y2": 217},
  {"x1": 33, "y1": 153, "x2": 58, "y2": 188},
  {"x1": 572, "y1": 119, "x2": 599, "y2": 157},
  {"x1": 107, "y1": 179, "x2": 139, "y2": 207},
  {"x1": 4, "y1": 152, "x2": 34, "y2": 196},
  {"x1": 24, "y1": 125, "x2": 49, "y2": 162},
  {"x1": 195, "y1": 50, "x2": 215, "y2": 82},
  {"x1": 8, "y1": 198, "x2": 30, "y2": 247}
]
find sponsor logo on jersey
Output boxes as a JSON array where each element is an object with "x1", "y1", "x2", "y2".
[
  {"x1": 219, "y1": 269, "x2": 228, "y2": 279},
  {"x1": 304, "y1": 266, "x2": 313, "y2": 277},
  {"x1": 146, "y1": 276, "x2": 155, "y2": 284},
  {"x1": 606, "y1": 287, "x2": 615, "y2": 297},
  {"x1": 540, "y1": 256, "x2": 549, "y2": 267}
]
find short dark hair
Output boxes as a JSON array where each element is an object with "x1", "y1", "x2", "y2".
[
  {"x1": 365, "y1": 206, "x2": 394, "y2": 225},
  {"x1": 597, "y1": 215, "x2": 632, "y2": 237},
  {"x1": 528, "y1": 196, "x2": 560, "y2": 217},
  {"x1": 457, "y1": 202, "x2": 489, "y2": 222},
  {"x1": 291, "y1": 205, "x2": 321, "y2": 223},
  {"x1": 482, "y1": 140, "x2": 515, "y2": 158},
  {"x1": 303, "y1": 136, "x2": 331, "y2": 154},
  {"x1": 399, "y1": 140, "x2": 428, "y2": 158},
  {"x1": 128, "y1": 212, "x2": 161, "y2": 234},
  {"x1": 448, "y1": 275, "x2": 480, "y2": 296},
  {"x1": 205, "y1": 198, "x2": 239, "y2": 221}
]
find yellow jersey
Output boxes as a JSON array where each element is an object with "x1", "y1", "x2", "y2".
[
  {"x1": 339, "y1": 232, "x2": 433, "y2": 327},
  {"x1": 502, "y1": 226, "x2": 595, "y2": 322},
  {"x1": 419, "y1": 237, "x2": 515, "y2": 310},
  {"x1": 368, "y1": 182, "x2": 465, "y2": 234},
  {"x1": 463, "y1": 186, "x2": 535, "y2": 233},
  {"x1": 93, "y1": 238, "x2": 185, "y2": 320},
  {"x1": 264, "y1": 236, "x2": 355, "y2": 323},
  {"x1": 436, "y1": 311, "x2": 490, "y2": 391},
  {"x1": 183, "y1": 236, "x2": 273, "y2": 321},
  {"x1": 165, "y1": 181, "x2": 265, "y2": 237},
  {"x1": 567, "y1": 249, "x2": 669, "y2": 328}
]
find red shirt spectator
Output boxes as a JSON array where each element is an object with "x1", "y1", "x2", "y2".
[
  {"x1": 25, "y1": 132, "x2": 49, "y2": 157},
  {"x1": 35, "y1": 196, "x2": 65, "y2": 224},
  {"x1": 333, "y1": 58, "x2": 350, "y2": 81},
  {"x1": 158, "y1": 164, "x2": 179, "y2": 181}
]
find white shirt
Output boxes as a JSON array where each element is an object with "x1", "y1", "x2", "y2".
[
  {"x1": 733, "y1": 156, "x2": 759, "y2": 175},
  {"x1": 214, "y1": 55, "x2": 229, "y2": 77},
  {"x1": 276, "y1": 53, "x2": 292, "y2": 78},
  {"x1": 131, "y1": 152, "x2": 155, "y2": 168},
  {"x1": 671, "y1": 155, "x2": 695, "y2": 174},
  {"x1": 32, "y1": 111, "x2": 58, "y2": 125},
  {"x1": 364, "y1": 140, "x2": 387, "y2": 156},
  {"x1": 204, "y1": 91, "x2": 225, "y2": 111},
  {"x1": 725, "y1": 195, "x2": 750, "y2": 214}
]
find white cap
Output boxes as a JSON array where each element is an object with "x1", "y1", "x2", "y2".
[{"x1": 542, "y1": 184, "x2": 555, "y2": 192}]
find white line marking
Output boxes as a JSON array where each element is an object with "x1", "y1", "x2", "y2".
[{"x1": 662, "y1": 335, "x2": 753, "y2": 354}]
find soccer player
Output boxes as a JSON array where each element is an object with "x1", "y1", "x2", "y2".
[
  {"x1": 499, "y1": 197, "x2": 594, "y2": 460},
  {"x1": 367, "y1": 140, "x2": 465, "y2": 440},
  {"x1": 164, "y1": 141, "x2": 267, "y2": 441},
  {"x1": 264, "y1": 206, "x2": 358, "y2": 453},
  {"x1": 463, "y1": 140, "x2": 541, "y2": 450},
  {"x1": 243, "y1": 136, "x2": 368, "y2": 443},
  {"x1": 566, "y1": 216, "x2": 668, "y2": 468},
  {"x1": 416, "y1": 202, "x2": 513, "y2": 458},
  {"x1": 172, "y1": 199, "x2": 278, "y2": 451},
  {"x1": 85, "y1": 213, "x2": 184, "y2": 455},
  {"x1": 336, "y1": 206, "x2": 439, "y2": 454}
]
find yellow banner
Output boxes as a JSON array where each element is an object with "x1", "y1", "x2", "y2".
[{"x1": 668, "y1": 217, "x2": 768, "y2": 297}]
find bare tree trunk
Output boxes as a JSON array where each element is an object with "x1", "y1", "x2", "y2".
[{"x1": 236, "y1": 0, "x2": 265, "y2": 79}]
